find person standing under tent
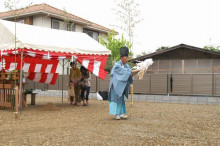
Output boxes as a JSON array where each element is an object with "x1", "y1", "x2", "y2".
[
  {"x1": 80, "y1": 66, "x2": 91, "y2": 106},
  {"x1": 108, "y1": 46, "x2": 139, "y2": 120},
  {"x1": 69, "y1": 61, "x2": 81, "y2": 105},
  {"x1": 68, "y1": 62, "x2": 75, "y2": 105}
]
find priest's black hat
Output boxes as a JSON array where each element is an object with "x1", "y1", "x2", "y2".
[{"x1": 120, "y1": 46, "x2": 129, "y2": 57}]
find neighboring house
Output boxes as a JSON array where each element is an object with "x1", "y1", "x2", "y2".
[
  {"x1": 131, "y1": 44, "x2": 220, "y2": 74},
  {"x1": 130, "y1": 44, "x2": 220, "y2": 96},
  {"x1": 0, "y1": 3, "x2": 113, "y2": 74}
]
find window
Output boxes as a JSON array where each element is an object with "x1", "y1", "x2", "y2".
[
  {"x1": 51, "y1": 18, "x2": 75, "y2": 31},
  {"x1": 67, "y1": 23, "x2": 75, "y2": 31},
  {"x1": 17, "y1": 19, "x2": 24, "y2": 24},
  {"x1": 83, "y1": 29, "x2": 99, "y2": 41}
]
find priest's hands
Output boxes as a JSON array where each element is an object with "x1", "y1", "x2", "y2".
[
  {"x1": 132, "y1": 70, "x2": 140, "y2": 75},
  {"x1": 130, "y1": 70, "x2": 140, "y2": 78}
]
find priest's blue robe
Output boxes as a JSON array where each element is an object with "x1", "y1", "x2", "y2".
[{"x1": 109, "y1": 60, "x2": 133, "y2": 115}]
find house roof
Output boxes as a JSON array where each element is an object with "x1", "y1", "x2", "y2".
[
  {"x1": 131, "y1": 44, "x2": 220, "y2": 63},
  {"x1": 0, "y1": 3, "x2": 113, "y2": 33}
]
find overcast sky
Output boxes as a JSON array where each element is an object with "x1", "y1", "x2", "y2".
[{"x1": 1, "y1": 0, "x2": 220, "y2": 57}]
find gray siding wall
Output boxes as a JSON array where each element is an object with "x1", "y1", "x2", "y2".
[
  {"x1": 25, "y1": 73, "x2": 220, "y2": 97},
  {"x1": 147, "y1": 59, "x2": 220, "y2": 74}
]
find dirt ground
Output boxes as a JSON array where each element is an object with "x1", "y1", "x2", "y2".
[{"x1": 0, "y1": 96, "x2": 220, "y2": 146}]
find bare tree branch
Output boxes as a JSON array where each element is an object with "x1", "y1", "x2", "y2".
[{"x1": 112, "y1": 0, "x2": 142, "y2": 52}]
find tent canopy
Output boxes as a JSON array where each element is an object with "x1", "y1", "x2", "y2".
[
  {"x1": 0, "y1": 20, "x2": 111, "y2": 55},
  {"x1": 0, "y1": 20, "x2": 111, "y2": 83}
]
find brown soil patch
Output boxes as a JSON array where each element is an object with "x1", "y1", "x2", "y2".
[
  {"x1": 40, "y1": 102, "x2": 59, "y2": 111},
  {"x1": 0, "y1": 96, "x2": 219, "y2": 145}
]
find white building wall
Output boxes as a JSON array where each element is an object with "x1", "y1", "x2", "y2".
[
  {"x1": 33, "y1": 15, "x2": 51, "y2": 28},
  {"x1": 75, "y1": 24, "x2": 83, "y2": 32}
]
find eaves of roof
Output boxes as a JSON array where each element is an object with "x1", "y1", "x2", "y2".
[{"x1": 0, "y1": 3, "x2": 114, "y2": 34}]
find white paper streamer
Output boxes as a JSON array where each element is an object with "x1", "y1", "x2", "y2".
[{"x1": 132, "y1": 58, "x2": 154, "y2": 80}]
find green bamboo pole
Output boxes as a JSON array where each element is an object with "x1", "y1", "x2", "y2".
[{"x1": 14, "y1": 16, "x2": 18, "y2": 119}]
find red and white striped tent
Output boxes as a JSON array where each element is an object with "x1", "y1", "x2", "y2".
[{"x1": 0, "y1": 20, "x2": 111, "y2": 84}]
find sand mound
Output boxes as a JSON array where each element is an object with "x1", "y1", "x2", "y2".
[{"x1": 40, "y1": 102, "x2": 59, "y2": 111}]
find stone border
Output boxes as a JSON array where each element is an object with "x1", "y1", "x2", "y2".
[{"x1": 36, "y1": 90, "x2": 220, "y2": 105}]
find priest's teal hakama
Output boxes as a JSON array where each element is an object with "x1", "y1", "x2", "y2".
[{"x1": 109, "y1": 60, "x2": 133, "y2": 116}]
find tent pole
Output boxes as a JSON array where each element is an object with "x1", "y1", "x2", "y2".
[
  {"x1": 62, "y1": 59, "x2": 64, "y2": 103},
  {"x1": 1, "y1": 52, "x2": 3, "y2": 70},
  {"x1": 19, "y1": 48, "x2": 23, "y2": 115}
]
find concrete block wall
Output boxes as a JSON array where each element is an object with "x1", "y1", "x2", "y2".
[{"x1": 36, "y1": 90, "x2": 220, "y2": 105}]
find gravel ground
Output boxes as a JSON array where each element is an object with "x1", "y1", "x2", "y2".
[{"x1": 0, "y1": 96, "x2": 220, "y2": 145}]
